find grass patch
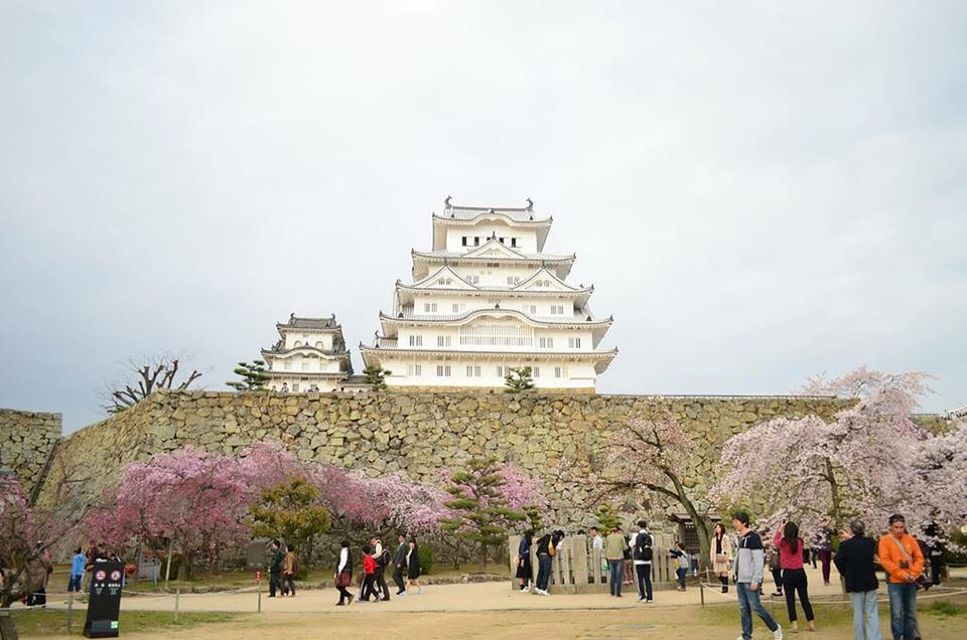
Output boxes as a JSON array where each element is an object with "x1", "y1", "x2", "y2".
[
  {"x1": 922, "y1": 599, "x2": 967, "y2": 618},
  {"x1": 10, "y1": 609, "x2": 237, "y2": 638}
]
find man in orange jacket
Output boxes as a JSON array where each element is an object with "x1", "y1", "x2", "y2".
[{"x1": 878, "y1": 514, "x2": 923, "y2": 640}]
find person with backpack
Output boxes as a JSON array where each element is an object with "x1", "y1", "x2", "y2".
[
  {"x1": 282, "y1": 545, "x2": 297, "y2": 597},
  {"x1": 631, "y1": 520, "x2": 654, "y2": 602},
  {"x1": 534, "y1": 530, "x2": 555, "y2": 595},
  {"x1": 374, "y1": 537, "x2": 391, "y2": 601},
  {"x1": 267, "y1": 539, "x2": 284, "y2": 598}
]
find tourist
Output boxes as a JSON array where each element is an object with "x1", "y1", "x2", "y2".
[
  {"x1": 393, "y1": 533, "x2": 408, "y2": 596},
  {"x1": 669, "y1": 542, "x2": 689, "y2": 591},
  {"x1": 590, "y1": 526, "x2": 606, "y2": 581},
  {"x1": 405, "y1": 537, "x2": 423, "y2": 594},
  {"x1": 68, "y1": 546, "x2": 85, "y2": 592},
  {"x1": 334, "y1": 540, "x2": 354, "y2": 606},
  {"x1": 732, "y1": 511, "x2": 783, "y2": 640},
  {"x1": 516, "y1": 529, "x2": 534, "y2": 592},
  {"x1": 267, "y1": 539, "x2": 284, "y2": 598},
  {"x1": 375, "y1": 537, "x2": 391, "y2": 601},
  {"x1": 534, "y1": 529, "x2": 555, "y2": 595},
  {"x1": 25, "y1": 542, "x2": 51, "y2": 608},
  {"x1": 604, "y1": 525, "x2": 627, "y2": 597},
  {"x1": 282, "y1": 545, "x2": 297, "y2": 597},
  {"x1": 814, "y1": 527, "x2": 833, "y2": 586},
  {"x1": 923, "y1": 523, "x2": 944, "y2": 587},
  {"x1": 712, "y1": 522, "x2": 734, "y2": 593},
  {"x1": 878, "y1": 514, "x2": 924, "y2": 640},
  {"x1": 767, "y1": 536, "x2": 783, "y2": 597},
  {"x1": 773, "y1": 521, "x2": 815, "y2": 632},
  {"x1": 360, "y1": 544, "x2": 378, "y2": 601},
  {"x1": 834, "y1": 520, "x2": 881, "y2": 640},
  {"x1": 632, "y1": 520, "x2": 654, "y2": 602}
]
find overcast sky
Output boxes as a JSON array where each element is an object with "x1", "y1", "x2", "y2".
[{"x1": 2, "y1": 1, "x2": 965, "y2": 434}]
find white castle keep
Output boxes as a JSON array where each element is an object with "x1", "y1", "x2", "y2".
[
  {"x1": 359, "y1": 197, "x2": 616, "y2": 391},
  {"x1": 261, "y1": 314, "x2": 353, "y2": 392}
]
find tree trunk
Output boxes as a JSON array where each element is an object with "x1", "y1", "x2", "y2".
[{"x1": 0, "y1": 609, "x2": 19, "y2": 640}]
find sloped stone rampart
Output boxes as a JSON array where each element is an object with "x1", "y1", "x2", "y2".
[
  {"x1": 0, "y1": 408, "x2": 62, "y2": 495},
  {"x1": 35, "y1": 390, "x2": 851, "y2": 525}
]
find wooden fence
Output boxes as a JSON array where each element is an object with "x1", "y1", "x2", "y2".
[{"x1": 507, "y1": 533, "x2": 678, "y2": 594}]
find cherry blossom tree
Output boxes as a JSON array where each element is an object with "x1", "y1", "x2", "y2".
[
  {"x1": 595, "y1": 415, "x2": 714, "y2": 562},
  {"x1": 902, "y1": 418, "x2": 967, "y2": 545},
  {"x1": 710, "y1": 368, "x2": 937, "y2": 536},
  {"x1": 84, "y1": 446, "x2": 252, "y2": 580}
]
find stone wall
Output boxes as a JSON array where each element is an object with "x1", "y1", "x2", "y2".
[
  {"x1": 36, "y1": 390, "x2": 851, "y2": 526},
  {"x1": 0, "y1": 408, "x2": 62, "y2": 496}
]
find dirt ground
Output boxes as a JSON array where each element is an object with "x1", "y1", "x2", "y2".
[{"x1": 24, "y1": 576, "x2": 967, "y2": 640}]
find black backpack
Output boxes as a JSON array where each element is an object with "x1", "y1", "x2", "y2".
[{"x1": 634, "y1": 532, "x2": 654, "y2": 561}]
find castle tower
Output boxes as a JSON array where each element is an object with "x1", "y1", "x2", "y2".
[
  {"x1": 359, "y1": 198, "x2": 617, "y2": 391},
  {"x1": 261, "y1": 314, "x2": 353, "y2": 392}
]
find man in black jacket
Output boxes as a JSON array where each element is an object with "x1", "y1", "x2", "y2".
[
  {"x1": 834, "y1": 520, "x2": 881, "y2": 640},
  {"x1": 392, "y1": 533, "x2": 408, "y2": 596}
]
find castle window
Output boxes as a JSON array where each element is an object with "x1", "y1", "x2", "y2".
[
  {"x1": 511, "y1": 238, "x2": 518, "y2": 247},
  {"x1": 292, "y1": 383, "x2": 300, "y2": 392},
  {"x1": 408, "y1": 335, "x2": 423, "y2": 346},
  {"x1": 466, "y1": 365, "x2": 481, "y2": 377},
  {"x1": 436, "y1": 365, "x2": 451, "y2": 377},
  {"x1": 532, "y1": 366, "x2": 541, "y2": 378},
  {"x1": 568, "y1": 337, "x2": 582, "y2": 348},
  {"x1": 551, "y1": 305, "x2": 565, "y2": 315},
  {"x1": 539, "y1": 337, "x2": 554, "y2": 348},
  {"x1": 498, "y1": 237, "x2": 505, "y2": 244},
  {"x1": 554, "y1": 366, "x2": 564, "y2": 378},
  {"x1": 437, "y1": 335, "x2": 451, "y2": 347},
  {"x1": 301, "y1": 362, "x2": 310, "y2": 371},
  {"x1": 452, "y1": 303, "x2": 460, "y2": 313},
  {"x1": 284, "y1": 361, "x2": 292, "y2": 371},
  {"x1": 496, "y1": 366, "x2": 504, "y2": 378},
  {"x1": 462, "y1": 236, "x2": 468, "y2": 246}
]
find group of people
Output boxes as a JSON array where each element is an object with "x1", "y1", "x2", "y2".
[
  {"x1": 731, "y1": 511, "x2": 935, "y2": 640},
  {"x1": 332, "y1": 535, "x2": 422, "y2": 606},
  {"x1": 516, "y1": 521, "x2": 662, "y2": 602},
  {"x1": 266, "y1": 539, "x2": 299, "y2": 597}
]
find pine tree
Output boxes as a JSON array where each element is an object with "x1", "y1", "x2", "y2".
[
  {"x1": 227, "y1": 360, "x2": 271, "y2": 391},
  {"x1": 504, "y1": 366, "x2": 535, "y2": 393},
  {"x1": 362, "y1": 364, "x2": 391, "y2": 390},
  {"x1": 440, "y1": 457, "x2": 527, "y2": 568}
]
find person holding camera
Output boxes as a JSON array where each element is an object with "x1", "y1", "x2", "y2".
[{"x1": 878, "y1": 514, "x2": 924, "y2": 640}]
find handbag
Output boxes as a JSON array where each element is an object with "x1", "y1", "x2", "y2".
[{"x1": 335, "y1": 571, "x2": 351, "y2": 588}]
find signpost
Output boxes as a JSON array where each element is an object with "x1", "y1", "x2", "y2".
[{"x1": 83, "y1": 561, "x2": 124, "y2": 638}]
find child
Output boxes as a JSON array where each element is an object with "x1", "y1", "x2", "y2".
[
  {"x1": 670, "y1": 542, "x2": 689, "y2": 591},
  {"x1": 361, "y1": 544, "x2": 377, "y2": 602}
]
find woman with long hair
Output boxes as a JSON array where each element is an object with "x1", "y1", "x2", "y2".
[
  {"x1": 334, "y1": 540, "x2": 354, "y2": 606},
  {"x1": 711, "y1": 522, "x2": 733, "y2": 593},
  {"x1": 406, "y1": 537, "x2": 423, "y2": 594},
  {"x1": 773, "y1": 521, "x2": 816, "y2": 632}
]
